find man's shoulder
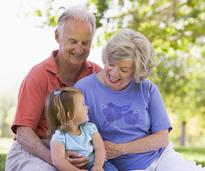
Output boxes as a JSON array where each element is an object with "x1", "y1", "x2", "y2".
[{"x1": 85, "y1": 60, "x2": 102, "y2": 72}]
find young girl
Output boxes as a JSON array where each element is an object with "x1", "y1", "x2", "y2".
[{"x1": 45, "y1": 87, "x2": 118, "y2": 171}]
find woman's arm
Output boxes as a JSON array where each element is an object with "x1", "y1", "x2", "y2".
[
  {"x1": 104, "y1": 129, "x2": 169, "y2": 159},
  {"x1": 91, "y1": 132, "x2": 105, "y2": 171},
  {"x1": 50, "y1": 141, "x2": 87, "y2": 171}
]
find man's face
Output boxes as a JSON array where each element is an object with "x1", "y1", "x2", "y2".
[{"x1": 56, "y1": 18, "x2": 93, "y2": 65}]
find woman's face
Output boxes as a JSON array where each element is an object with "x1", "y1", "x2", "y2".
[{"x1": 103, "y1": 58, "x2": 135, "y2": 91}]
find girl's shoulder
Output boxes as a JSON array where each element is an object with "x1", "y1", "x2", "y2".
[{"x1": 81, "y1": 122, "x2": 98, "y2": 135}]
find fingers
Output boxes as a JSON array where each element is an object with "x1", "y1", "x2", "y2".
[
  {"x1": 72, "y1": 159, "x2": 89, "y2": 169},
  {"x1": 67, "y1": 156, "x2": 89, "y2": 169},
  {"x1": 66, "y1": 151, "x2": 82, "y2": 158}
]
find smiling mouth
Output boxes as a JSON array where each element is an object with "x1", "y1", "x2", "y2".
[{"x1": 109, "y1": 75, "x2": 120, "y2": 83}]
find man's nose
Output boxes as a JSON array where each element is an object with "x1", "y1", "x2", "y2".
[{"x1": 74, "y1": 43, "x2": 83, "y2": 55}]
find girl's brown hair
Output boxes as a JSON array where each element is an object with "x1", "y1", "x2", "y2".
[{"x1": 45, "y1": 87, "x2": 82, "y2": 138}]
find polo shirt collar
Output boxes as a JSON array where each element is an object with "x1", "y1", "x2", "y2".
[{"x1": 43, "y1": 50, "x2": 93, "y2": 75}]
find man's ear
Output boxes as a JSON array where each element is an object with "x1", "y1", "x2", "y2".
[{"x1": 55, "y1": 29, "x2": 60, "y2": 43}]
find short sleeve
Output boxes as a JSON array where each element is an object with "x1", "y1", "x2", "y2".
[
  {"x1": 145, "y1": 82, "x2": 172, "y2": 133},
  {"x1": 50, "y1": 129, "x2": 66, "y2": 145},
  {"x1": 83, "y1": 122, "x2": 98, "y2": 136}
]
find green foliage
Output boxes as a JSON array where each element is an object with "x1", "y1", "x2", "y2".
[
  {"x1": 30, "y1": 0, "x2": 205, "y2": 144},
  {"x1": 0, "y1": 97, "x2": 15, "y2": 137},
  {"x1": 87, "y1": 0, "x2": 205, "y2": 138}
]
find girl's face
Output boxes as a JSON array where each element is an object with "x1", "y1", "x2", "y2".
[
  {"x1": 103, "y1": 58, "x2": 135, "y2": 91},
  {"x1": 73, "y1": 94, "x2": 89, "y2": 125}
]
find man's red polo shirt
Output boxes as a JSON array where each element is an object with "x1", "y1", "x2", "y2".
[{"x1": 12, "y1": 50, "x2": 101, "y2": 138}]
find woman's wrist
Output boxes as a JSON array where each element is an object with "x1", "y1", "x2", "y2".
[{"x1": 119, "y1": 143, "x2": 127, "y2": 155}]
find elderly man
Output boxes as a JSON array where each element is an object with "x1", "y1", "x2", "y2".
[{"x1": 6, "y1": 6, "x2": 101, "y2": 171}]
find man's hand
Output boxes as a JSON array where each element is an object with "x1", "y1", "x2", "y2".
[
  {"x1": 104, "y1": 141, "x2": 122, "y2": 159},
  {"x1": 66, "y1": 151, "x2": 89, "y2": 169}
]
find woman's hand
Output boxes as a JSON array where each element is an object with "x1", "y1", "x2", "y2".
[
  {"x1": 104, "y1": 141, "x2": 123, "y2": 159},
  {"x1": 66, "y1": 151, "x2": 89, "y2": 169},
  {"x1": 91, "y1": 165, "x2": 104, "y2": 171}
]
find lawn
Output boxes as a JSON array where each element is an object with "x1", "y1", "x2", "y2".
[
  {"x1": 0, "y1": 154, "x2": 6, "y2": 171},
  {"x1": 0, "y1": 146, "x2": 204, "y2": 171}
]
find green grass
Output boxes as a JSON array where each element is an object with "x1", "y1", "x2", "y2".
[
  {"x1": 175, "y1": 147, "x2": 205, "y2": 167},
  {"x1": 0, "y1": 154, "x2": 6, "y2": 171},
  {"x1": 0, "y1": 147, "x2": 204, "y2": 171}
]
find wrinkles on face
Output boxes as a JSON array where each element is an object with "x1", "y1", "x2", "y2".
[
  {"x1": 57, "y1": 19, "x2": 93, "y2": 65},
  {"x1": 103, "y1": 59, "x2": 135, "y2": 91}
]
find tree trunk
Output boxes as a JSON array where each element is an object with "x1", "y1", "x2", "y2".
[{"x1": 179, "y1": 121, "x2": 186, "y2": 146}]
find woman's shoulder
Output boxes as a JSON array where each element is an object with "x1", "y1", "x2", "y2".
[
  {"x1": 75, "y1": 73, "x2": 97, "y2": 90},
  {"x1": 77, "y1": 73, "x2": 96, "y2": 84},
  {"x1": 141, "y1": 79, "x2": 158, "y2": 90}
]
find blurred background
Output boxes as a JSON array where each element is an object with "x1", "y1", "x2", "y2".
[{"x1": 0, "y1": 0, "x2": 205, "y2": 166}]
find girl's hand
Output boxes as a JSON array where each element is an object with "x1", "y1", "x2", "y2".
[{"x1": 104, "y1": 141, "x2": 122, "y2": 159}]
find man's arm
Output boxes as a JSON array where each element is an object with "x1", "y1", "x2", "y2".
[
  {"x1": 16, "y1": 126, "x2": 90, "y2": 168},
  {"x1": 16, "y1": 126, "x2": 52, "y2": 164}
]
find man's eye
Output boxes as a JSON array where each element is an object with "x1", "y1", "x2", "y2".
[
  {"x1": 68, "y1": 39, "x2": 76, "y2": 44},
  {"x1": 109, "y1": 63, "x2": 115, "y2": 67},
  {"x1": 82, "y1": 41, "x2": 90, "y2": 45}
]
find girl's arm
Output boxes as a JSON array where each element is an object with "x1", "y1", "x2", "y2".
[
  {"x1": 104, "y1": 129, "x2": 169, "y2": 159},
  {"x1": 91, "y1": 132, "x2": 105, "y2": 171},
  {"x1": 50, "y1": 141, "x2": 87, "y2": 171}
]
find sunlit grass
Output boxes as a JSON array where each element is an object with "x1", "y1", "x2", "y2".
[
  {"x1": 175, "y1": 147, "x2": 205, "y2": 166},
  {"x1": 0, "y1": 138, "x2": 204, "y2": 171}
]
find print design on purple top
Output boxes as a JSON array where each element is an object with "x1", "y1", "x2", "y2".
[{"x1": 102, "y1": 102, "x2": 143, "y2": 127}]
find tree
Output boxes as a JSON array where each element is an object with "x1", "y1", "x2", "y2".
[
  {"x1": 0, "y1": 97, "x2": 15, "y2": 137},
  {"x1": 88, "y1": 0, "x2": 205, "y2": 146},
  {"x1": 30, "y1": 0, "x2": 205, "y2": 146}
]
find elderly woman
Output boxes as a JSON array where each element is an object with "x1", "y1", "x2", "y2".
[{"x1": 75, "y1": 29, "x2": 205, "y2": 171}]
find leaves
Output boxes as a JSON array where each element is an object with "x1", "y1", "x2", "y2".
[{"x1": 31, "y1": 0, "x2": 205, "y2": 143}]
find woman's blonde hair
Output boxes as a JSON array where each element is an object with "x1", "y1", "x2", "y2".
[
  {"x1": 45, "y1": 87, "x2": 82, "y2": 137},
  {"x1": 102, "y1": 28, "x2": 155, "y2": 82}
]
